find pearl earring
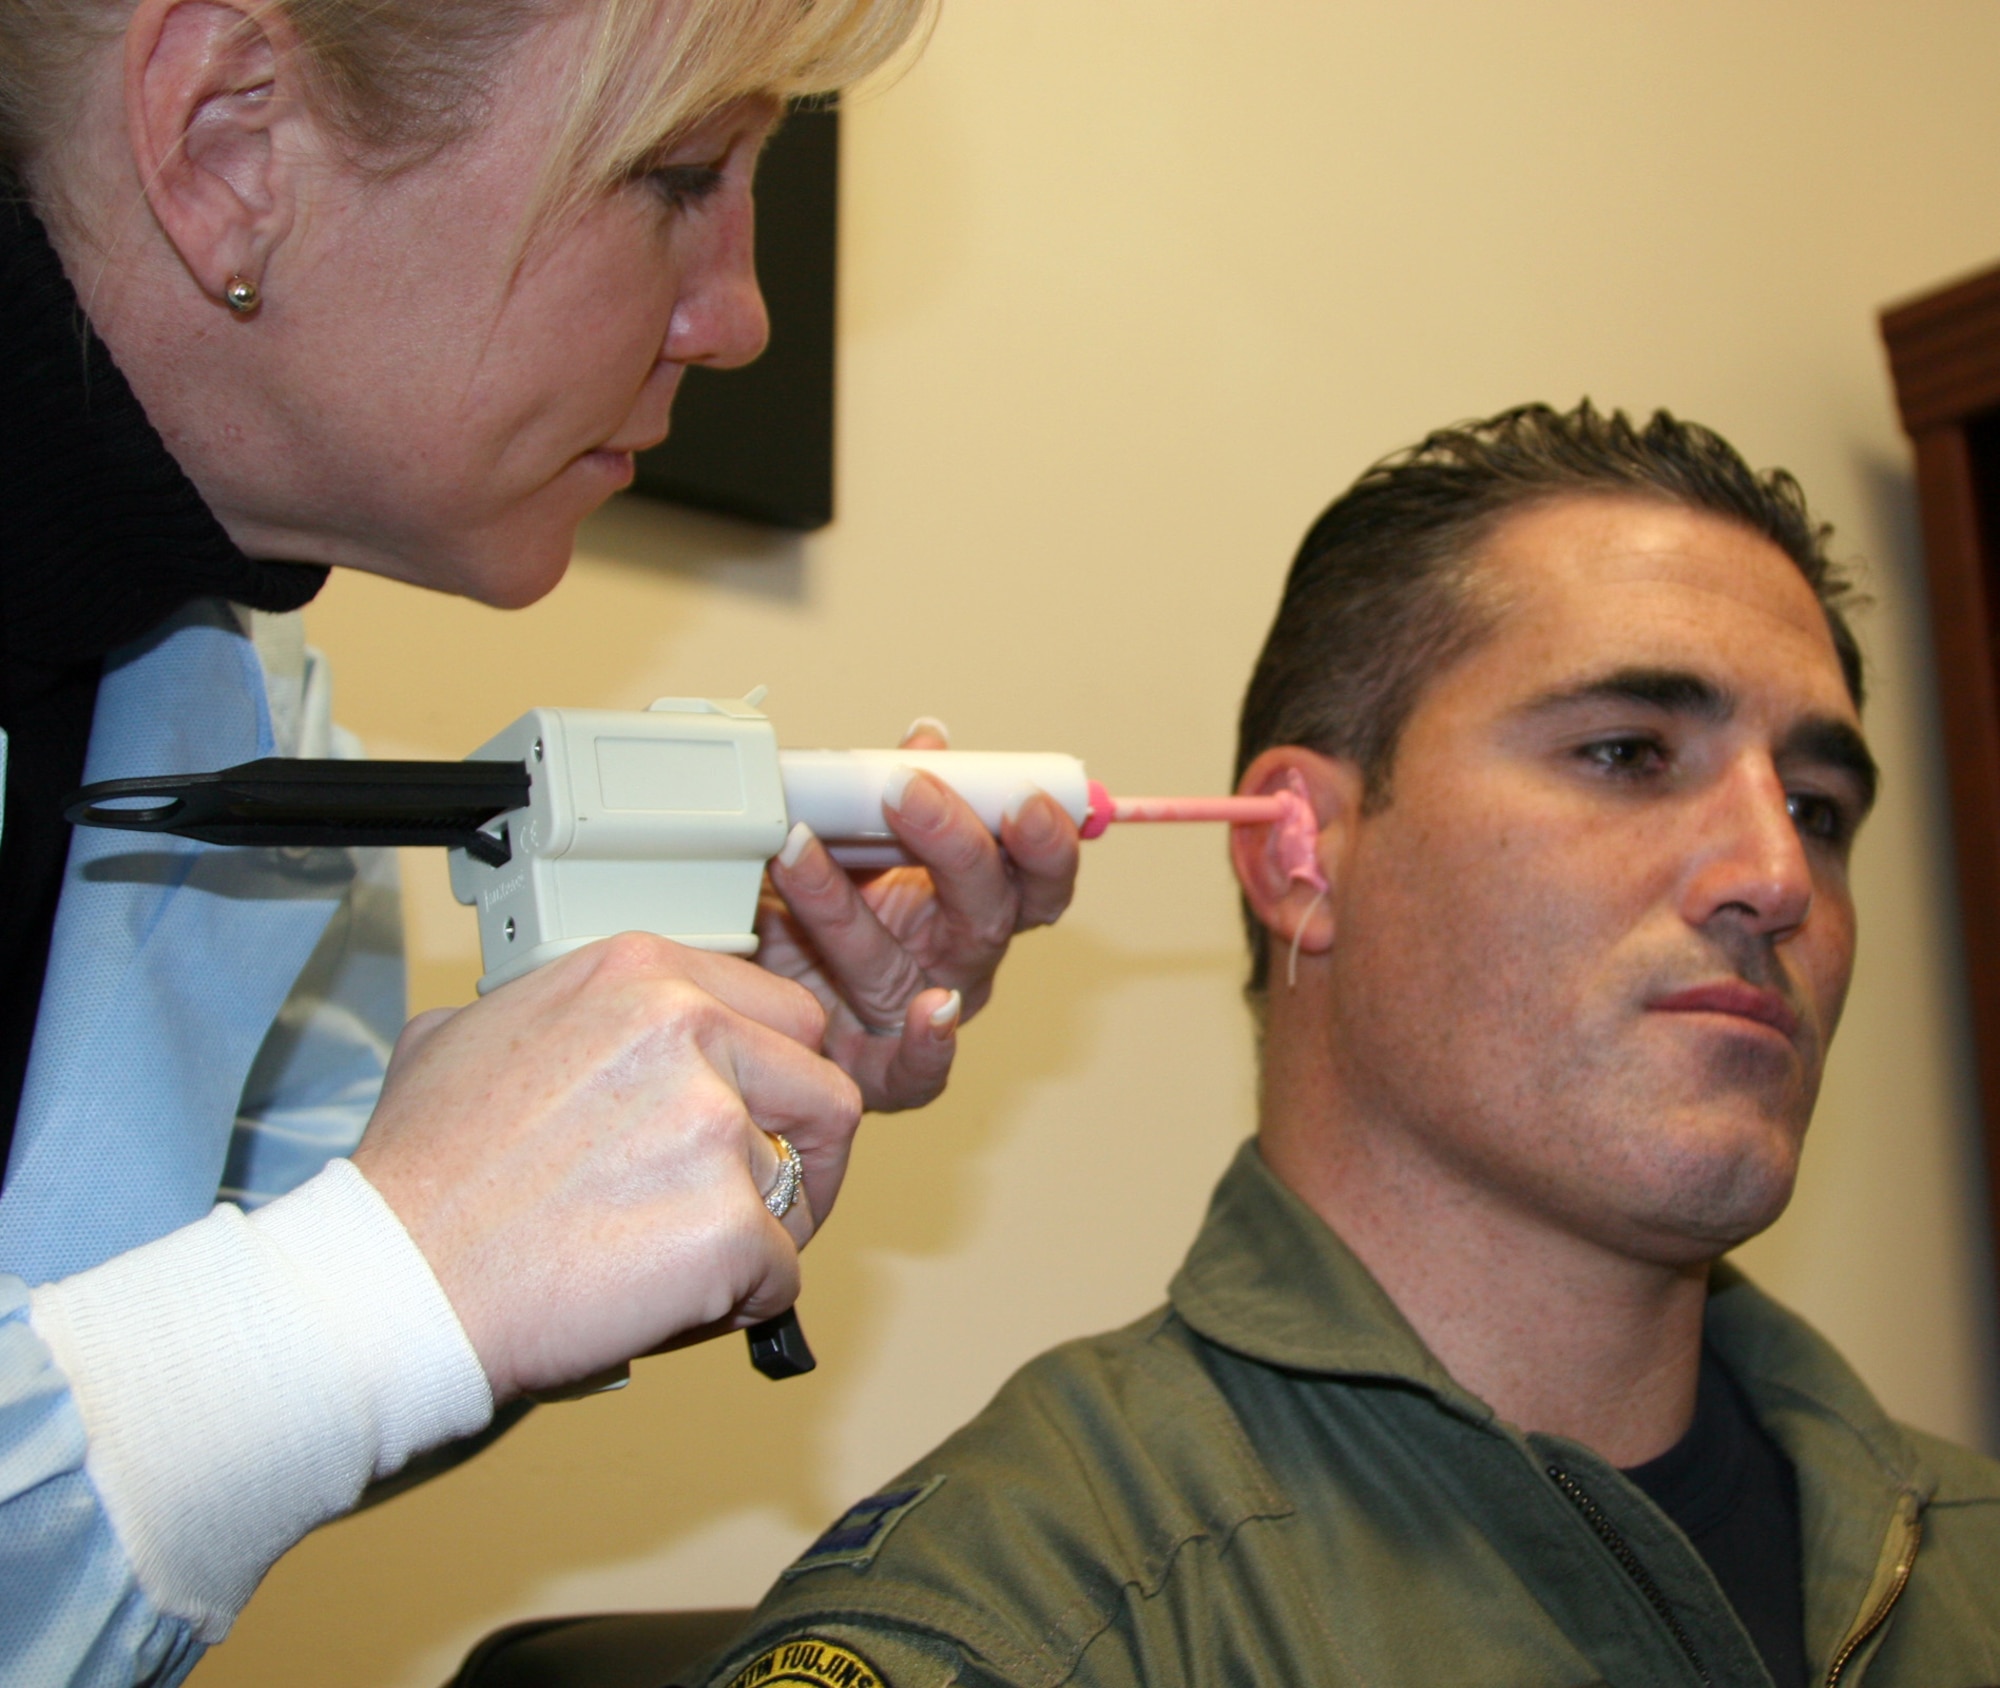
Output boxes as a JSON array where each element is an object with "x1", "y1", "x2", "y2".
[{"x1": 224, "y1": 274, "x2": 261, "y2": 315}]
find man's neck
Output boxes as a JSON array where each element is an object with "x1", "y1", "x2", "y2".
[{"x1": 1258, "y1": 1022, "x2": 1711, "y2": 1468}]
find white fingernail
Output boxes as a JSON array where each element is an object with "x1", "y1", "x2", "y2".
[
  {"x1": 903, "y1": 715, "x2": 950, "y2": 745},
  {"x1": 929, "y1": 989, "x2": 963, "y2": 1030},
  {"x1": 778, "y1": 820, "x2": 815, "y2": 868},
  {"x1": 1003, "y1": 785, "x2": 1044, "y2": 825},
  {"x1": 883, "y1": 765, "x2": 917, "y2": 813}
]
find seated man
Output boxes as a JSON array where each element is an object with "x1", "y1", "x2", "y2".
[{"x1": 702, "y1": 403, "x2": 2000, "y2": 1688}]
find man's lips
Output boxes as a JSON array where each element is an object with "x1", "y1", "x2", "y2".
[{"x1": 1649, "y1": 980, "x2": 1801, "y2": 1041}]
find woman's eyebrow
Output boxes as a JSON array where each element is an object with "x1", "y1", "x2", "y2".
[{"x1": 633, "y1": 103, "x2": 781, "y2": 176}]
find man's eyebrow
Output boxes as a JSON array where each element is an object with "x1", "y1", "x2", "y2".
[
  {"x1": 1781, "y1": 717, "x2": 1879, "y2": 815},
  {"x1": 1519, "y1": 666, "x2": 1734, "y2": 722},
  {"x1": 1520, "y1": 666, "x2": 1879, "y2": 813}
]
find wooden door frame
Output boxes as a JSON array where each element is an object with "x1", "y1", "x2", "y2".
[{"x1": 1881, "y1": 263, "x2": 2000, "y2": 1296}]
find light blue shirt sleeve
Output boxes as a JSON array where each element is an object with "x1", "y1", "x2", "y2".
[
  {"x1": 0, "y1": 841, "x2": 404, "y2": 1684},
  {"x1": 1, "y1": 611, "x2": 415, "y2": 1684},
  {"x1": 221, "y1": 838, "x2": 405, "y2": 1210},
  {"x1": 0, "y1": 1278, "x2": 201, "y2": 1687}
]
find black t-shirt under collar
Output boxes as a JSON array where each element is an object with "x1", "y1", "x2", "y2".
[{"x1": 1622, "y1": 1344, "x2": 1808, "y2": 1688}]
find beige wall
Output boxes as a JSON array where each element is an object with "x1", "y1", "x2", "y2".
[{"x1": 195, "y1": 4, "x2": 2000, "y2": 1683}]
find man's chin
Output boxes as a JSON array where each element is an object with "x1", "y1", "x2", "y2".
[{"x1": 1611, "y1": 1137, "x2": 1803, "y2": 1266}]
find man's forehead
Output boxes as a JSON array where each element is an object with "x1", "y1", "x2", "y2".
[{"x1": 1461, "y1": 494, "x2": 1855, "y2": 720}]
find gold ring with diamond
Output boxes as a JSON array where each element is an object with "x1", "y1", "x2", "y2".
[{"x1": 763, "y1": 1133, "x2": 803, "y2": 1219}]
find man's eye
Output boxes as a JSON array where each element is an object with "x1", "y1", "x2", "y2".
[
  {"x1": 1787, "y1": 791, "x2": 1851, "y2": 845},
  {"x1": 645, "y1": 164, "x2": 725, "y2": 211},
  {"x1": 1578, "y1": 736, "x2": 1666, "y2": 778}
]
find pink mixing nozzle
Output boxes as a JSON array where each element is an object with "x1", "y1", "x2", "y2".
[
  {"x1": 1082, "y1": 774, "x2": 1327, "y2": 892},
  {"x1": 1083, "y1": 783, "x2": 1293, "y2": 836}
]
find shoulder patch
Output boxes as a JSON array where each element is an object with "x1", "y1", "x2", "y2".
[
  {"x1": 783, "y1": 1475, "x2": 946, "y2": 1577},
  {"x1": 724, "y1": 1637, "x2": 889, "y2": 1688}
]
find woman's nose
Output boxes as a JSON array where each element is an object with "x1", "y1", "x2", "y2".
[{"x1": 664, "y1": 191, "x2": 771, "y2": 370}]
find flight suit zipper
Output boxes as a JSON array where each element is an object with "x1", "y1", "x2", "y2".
[
  {"x1": 1546, "y1": 1463, "x2": 1712, "y2": 1686},
  {"x1": 1548, "y1": 1464, "x2": 1924, "y2": 1688},
  {"x1": 1822, "y1": 1498, "x2": 1920, "y2": 1688}
]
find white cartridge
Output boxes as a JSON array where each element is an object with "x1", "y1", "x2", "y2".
[{"x1": 778, "y1": 749, "x2": 1091, "y2": 843}]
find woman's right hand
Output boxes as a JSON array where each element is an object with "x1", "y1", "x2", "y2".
[{"x1": 350, "y1": 933, "x2": 861, "y2": 1404}]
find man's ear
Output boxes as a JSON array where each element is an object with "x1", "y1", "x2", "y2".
[
  {"x1": 124, "y1": 0, "x2": 302, "y2": 304},
  {"x1": 1230, "y1": 747, "x2": 1363, "y2": 969}
]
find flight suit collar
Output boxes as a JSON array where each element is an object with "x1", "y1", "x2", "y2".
[
  {"x1": 1171, "y1": 1137, "x2": 1948, "y2": 1683},
  {"x1": 1167, "y1": 1137, "x2": 1492, "y2": 1425},
  {"x1": 1173, "y1": 1140, "x2": 1938, "y2": 1456}
]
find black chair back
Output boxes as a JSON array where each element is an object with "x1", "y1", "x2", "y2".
[{"x1": 446, "y1": 1609, "x2": 753, "y2": 1688}]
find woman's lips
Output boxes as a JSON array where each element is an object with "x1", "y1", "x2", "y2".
[
  {"x1": 1649, "y1": 980, "x2": 1801, "y2": 1041},
  {"x1": 582, "y1": 447, "x2": 637, "y2": 487}
]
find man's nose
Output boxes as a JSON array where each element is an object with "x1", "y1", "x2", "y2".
[
  {"x1": 663, "y1": 194, "x2": 771, "y2": 370},
  {"x1": 1680, "y1": 755, "x2": 1815, "y2": 941}
]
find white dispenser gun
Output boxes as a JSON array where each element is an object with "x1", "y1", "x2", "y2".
[{"x1": 65, "y1": 690, "x2": 1314, "y2": 1382}]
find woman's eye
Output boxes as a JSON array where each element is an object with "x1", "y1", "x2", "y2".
[
  {"x1": 646, "y1": 164, "x2": 725, "y2": 211},
  {"x1": 1578, "y1": 736, "x2": 1666, "y2": 778}
]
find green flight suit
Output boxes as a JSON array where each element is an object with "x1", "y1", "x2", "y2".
[{"x1": 708, "y1": 1142, "x2": 2000, "y2": 1688}]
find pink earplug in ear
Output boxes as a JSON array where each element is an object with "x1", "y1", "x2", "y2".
[
  {"x1": 1268, "y1": 768, "x2": 1329, "y2": 895},
  {"x1": 1270, "y1": 769, "x2": 1330, "y2": 986}
]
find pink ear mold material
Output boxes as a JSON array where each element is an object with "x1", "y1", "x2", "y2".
[{"x1": 1269, "y1": 768, "x2": 1329, "y2": 892}]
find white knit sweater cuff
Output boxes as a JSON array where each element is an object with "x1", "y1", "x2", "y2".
[{"x1": 27, "y1": 1159, "x2": 492, "y2": 1640}]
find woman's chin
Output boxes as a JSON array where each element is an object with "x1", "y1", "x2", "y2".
[
  {"x1": 460, "y1": 544, "x2": 577, "y2": 609},
  {"x1": 446, "y1": 465, "x2": 633, "y2": 605},
  {"x1": 320, "y1": 462, "x2": 623, "y2": 605},
  {"x1": 411, "y1": 520, "x2": 582, "y2": 608}
]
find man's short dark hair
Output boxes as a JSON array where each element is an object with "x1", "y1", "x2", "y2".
[{"x1": 1234, "y1": 399, "x2": 1864, "y2": 992}]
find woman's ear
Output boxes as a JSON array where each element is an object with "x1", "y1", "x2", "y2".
[
  {"x1": 1229, "y1": 747, "x2": 1362, "y2": 974},
  {"x1": 123, "y1": 0, "x2": 303, "y2": 305}
]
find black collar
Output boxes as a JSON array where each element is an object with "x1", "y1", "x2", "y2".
[
  {"x1": 0, "y1": 189, "x2": 327, "y2": 678},
  {"x1": 1, "y1": 187, "x2": 329, "y2": 1172}
]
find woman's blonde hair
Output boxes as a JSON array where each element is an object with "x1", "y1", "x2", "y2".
[{"x1": 2, "y1": 0, "x2": 931, "y2": 225}]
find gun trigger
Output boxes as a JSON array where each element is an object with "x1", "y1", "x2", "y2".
[{"x1": 747, "y1": 1308, "x2": 816, "y2": 1379}]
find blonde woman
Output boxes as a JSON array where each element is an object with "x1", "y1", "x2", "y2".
[{"x1": 0, "y1": 2, "x2": 1078, "y2": 1680}]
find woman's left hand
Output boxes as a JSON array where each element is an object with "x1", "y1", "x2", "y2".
[{"x1": 756, "y1": 721, "x2": 1080, "y2": 1112}]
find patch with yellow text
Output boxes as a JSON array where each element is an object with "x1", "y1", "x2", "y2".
[{"x1": 724, "y1": 1636, "x2": 888, "y2": 1688}]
